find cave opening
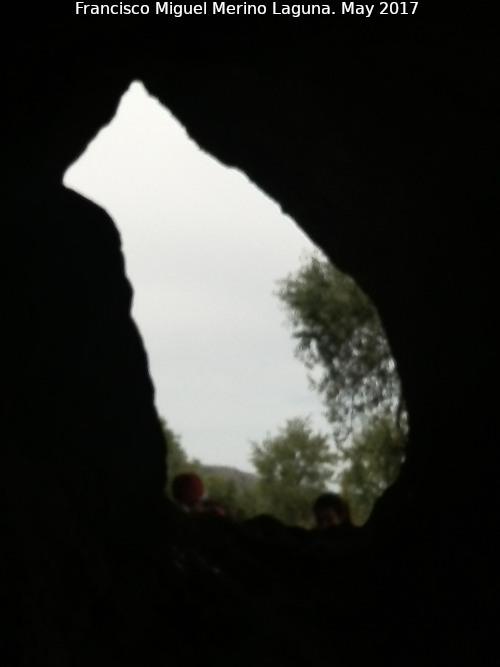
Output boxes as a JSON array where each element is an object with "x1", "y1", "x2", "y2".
[{"x1": 63, "y1": 80, "x2": 406, "y2": 526}]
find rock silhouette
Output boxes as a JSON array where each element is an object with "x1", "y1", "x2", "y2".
[{"x1": 1, "y1": 7, "x2": 497, "y2": 665}]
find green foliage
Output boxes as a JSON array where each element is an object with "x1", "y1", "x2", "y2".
[
  {"x1": 204, "y1": 474, "x2": 239, "y2": 507},
  {"x1": 250, "y1": 417, "x2": 335, "y2": 526},
  {"x1": 160, "y1": 418, "x2": 257, "y2": 516},
  {"x1": 338, "y1": 412, "x2": 405, "y2": 525},
  {"x1": 276, "y1": 253, "x2": 407, "y2": 523},
  {"x1": 160, "y1": 417, "x2": 201, "y2": 490},
  {"x1": 203, "y1": 474, "x2": 259, "y2": 519},
  {"x1": 276, "y1": 253, "x2": 403, "y2": 442}
]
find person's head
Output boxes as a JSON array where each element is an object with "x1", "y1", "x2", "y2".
[
  {"x1": 171, "y1": 472, "x2": 205, "y2": 511},
  {"x1": 313, "y1": 492, "x2": 351, "y2": 529}
]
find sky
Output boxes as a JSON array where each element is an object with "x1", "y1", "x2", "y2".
[{"x1": 64, "y1": 81, "x2": 332, "y2": 472}]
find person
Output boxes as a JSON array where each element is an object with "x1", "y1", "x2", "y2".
[
  {"x1": 313, "y1": 492, "x2": 351, "y2": 529},
  {"x1": 171, "y1": 472, "x2": 205, "y2": 512}
]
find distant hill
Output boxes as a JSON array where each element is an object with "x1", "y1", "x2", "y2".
[{"x1": 200, "y1": 465, "x2": 257, "y2": 492}]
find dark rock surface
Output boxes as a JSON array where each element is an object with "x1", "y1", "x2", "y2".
[{"x1": 1, "y1": 4, "x2": 497, "y2": 665}]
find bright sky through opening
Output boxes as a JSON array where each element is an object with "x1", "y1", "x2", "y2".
[{"x1": 64, "y1": 81, "x2": 331, "y2": 472}]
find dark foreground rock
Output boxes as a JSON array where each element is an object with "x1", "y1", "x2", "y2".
[{"x1": 0, "y1": 6, "x2": 497, "y2": 665}]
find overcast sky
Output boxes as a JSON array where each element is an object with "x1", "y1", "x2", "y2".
[{"x1": 64, "y1": 81, "x2": 331, "y2": 472}]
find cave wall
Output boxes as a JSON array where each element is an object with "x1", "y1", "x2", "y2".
[{"x1": 1, "y1": 5, "x2": 497, "y2": 665}]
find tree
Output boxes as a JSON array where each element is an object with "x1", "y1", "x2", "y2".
[
  {"x1": 250, "y1": 417, "x2": 335, "y2": 526},
  {"x1": 276, "y1": 252, "x2": 404, "y2": 442},
  {"x1": 276, "y1": 253, "x2": 406, "y2": 521},
  {"x1": 160, "y1": 419, "x2": 257, "y2": 516},
  {"x1": 203, "y1": 474, "x2": 259, "y2": 519},
  {"x1": 160, "y1": 417, "x2": 201, "y2": 490},
  {"x1": 338, "y1": 412, "x2": 405, "y2": 525}
]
